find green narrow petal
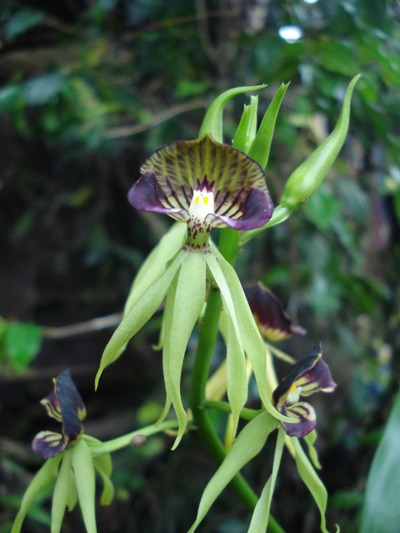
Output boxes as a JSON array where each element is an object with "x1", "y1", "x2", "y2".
[
  {"x1": 292, "y1": 438, "x2": 331, "y2": 533},
  {"x1": 95, "y1": 249, "x2": 187, "y2": 389},
  {"x1": 213, "y1": 251, "x2": 294, "y2": 423},
  {"x1": 94, "y1": 463, "x2": 114, "y2": 506},
  {"x1": 248, "y1": 427, "x2": 285, "y2": 533},
  {"x1": 51, "y1": 451, "x2": 72, "y2": 533},
  {"x1": 248, "y1": 82, "x2": 290, "y2": 170},
  {"x1": 280, "y1": 74, "x2": 362, "y2": 212},
  {"x1": 224, "y1": 312, "x2": 248, "y2": 438},
  {"x1": 12, "y1": 456, "x2": 62, "y2": 533},
  {"x1": 304, "y1": 430, "x2": 322, "y2": 470},
  {"x1": 156, "y1": 273, "x2": 177, "y2": 425},
  {"x1": 71, "y1": 440, "x2": 97, "y2": 533},
  {"x1": 188, "y1": 411, "x2": 279, "y2": 533},
  {"x1": 199, "y1": 84, "x2": 267, "y2": 142},
  {"x1": 93, "y1": 452, "x2": 114, "y2": 505},
  {"x1": 164, "y1": 252, "x2": 207, "y2": 449},
  {"x1": 123, "y1": 222, "x2": 187, "y2": 317},
  {"x1": 66, "y1": 466, "x2": 78, "y2": 511},
  {"x1": 232, "y1": 96, "x2": 258, "y2": 153}
]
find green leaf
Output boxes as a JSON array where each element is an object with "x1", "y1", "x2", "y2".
[
  {"x1": 162, "y1": 252, "x2": 206, "y2": 449},
  {"x1": 5, "y1": 322, "x2": 42, "y2": 372},
  {"x1": 280, "y1": 74, "x2": 362, "y2": 212},
  {"x1": 95, "y1": 249, "x2": 186, "y2": 388},
  {"x1": 248, "y1": 82, "x2": 290, "y2": 170},
  {"x1": 248, "y1": 428, "x2": 285, "y2": 533},
  {"x1": 360, "y1": 392, "x2": 400, "y2": 533},
  {"x1": 199, "y1": 85, "x2": 267, "y2": 142},
  {"x1": 232, "y1": 96, "x2": 258, "y2": 153},
  {"x1": 51, "y1": 451, "x2": 72, "y2": 533},
  {"x1": 188, "y1": 412, "x2": 279, "y2": 532},
  {"x1": 24, "y1": 73, "x2": 66, "y2": 106},
  {"x1": 71, "y1": 440, "x2": 97, "y2": 533},
  {"x1": 292, "y1": 438, "x2": 331, "y2": 533},
  {"x1": 4, "y1": 9, "x2": 45, "y2": 41},
  {"x1": 12, "y1": 456, "x2": 62, "y2": 533}
]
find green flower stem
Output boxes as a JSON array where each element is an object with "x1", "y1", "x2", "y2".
[
  {"x1": 190, "y1": 231, "x2": 286, "y2": 533},
  {"x1": 202, "y1": 400, "x2": 262, "y2": 421},
  {"x1": 84, "y1": 420, "x2": 180, "y2": 456}
]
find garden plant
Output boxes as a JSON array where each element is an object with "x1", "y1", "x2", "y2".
[{"x1": 11, "y1": 76, "x2": 360, "y2": 533}]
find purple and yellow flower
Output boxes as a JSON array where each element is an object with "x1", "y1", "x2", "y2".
[
  {"x1": 244, "y1": 282, "x2": 306, "y2": 342},
  {"x1": 32, "y1": 369, "x2": 86, "y2": 459},
  {"x1": 272, "y1": 344, "x2": 337, "y2": 437},
  {"x1": 128, "y1": 133, "x2": 273, "y2": 250}
]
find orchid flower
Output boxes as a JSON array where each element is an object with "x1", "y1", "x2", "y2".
[
  {"x1": 32, "y1": 369, "x2": 86, "y2": 459},
  {"x1": 95, "y1": 106, "x2": 288, "y2": 448},
  {"x1": 13, "y1": 370, "x2": 114, "y2": 533},
  {"x1": 272, "y1": 344, "x2": 337, "y2": 437}
]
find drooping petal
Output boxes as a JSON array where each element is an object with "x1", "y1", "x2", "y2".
[
  {"x1": 281, "y1": 401, "x2": 317, "y2": 438},
  {"x1": 32, "y1": 430, "x2": 69, "y2": 459},
  {"x1": 244, "y1": 282, "x2": 306, "y2": 341},
  {"x1": 128, "y1": 133, "x2": 273, "y2": 231}
]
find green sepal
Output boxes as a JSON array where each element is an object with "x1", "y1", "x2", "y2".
[
  {"x1": 293, "y1": 437, "x2": 332, "y2": 533},
  {"x1": 360, "y1": 391, "x2": 400, "y2": 533},
  {"x1": 304, "y1": 429, "x2": 322, "y2": 469},
  {"x1": 51, "y1": 450, "x2": 72, "y2": 533},
  {"x1": 248, "y1": 427, "x2": 285, "y2": 533},
  {"x1": 188, "y1": 411, "x2": 279, "y2": 533},
  {"x1": 81, "y1": 435, "x2": 114, "y2": 503},
  {"x1": 123, "y1": 222, "x2": 187, "y2": 317},
  {"x1": 221, "y1": 310, "x2": 247, "y2": 438},
  {"x1": 248, "y1": 82, "x2": 290, "y2": 170},
  {"x1": 280, "y1": 74, "x2": 361, "y2": 212},
  {"x1": 12, "y1": 455, "x2": 62, "y2": 533},
  {"x1": 162, "y1": 251, "x2": 206, "y2": 449},
  {"x1": 210, "y1": 248, "x2": 296, "y2": 423},
  {"x1": 71, "y1": 440, "x2": 97, "y2": 533},
  {"x1": 232, "y1": 96, "x2": 258, "y2": 153},
  {"x1": 95, "y1": 249, "x2": 187, "y2": 389},
  {"x1": 198, "y1": 84, "x2": 266, "y2": 142},
  {"x1": 93, "y1": 453, "x2": 114, "y2": 506}
]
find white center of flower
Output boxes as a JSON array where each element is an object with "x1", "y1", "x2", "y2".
[
  {"x1": 287, "y1": 384, "x2": 302, "y2": 404},
  {"x1": 188, "y1": 188, "x2": 215, "y2": 222}
]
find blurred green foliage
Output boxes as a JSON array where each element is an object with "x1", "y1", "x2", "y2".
[{"x1": 1, "y1": 1, "x2": 399, "y2": 532}]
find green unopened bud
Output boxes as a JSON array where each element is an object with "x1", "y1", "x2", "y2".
[{"x1": 280, "y1": 74, "x2": 361, "y2": 212}]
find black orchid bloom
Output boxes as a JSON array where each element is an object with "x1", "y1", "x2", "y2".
[
  {"x1": 272, "y1": 344, "x2": 337, "y2": 437},
  {"x1": 32, "y1": 369, "x2": 86, "y2": 459}
]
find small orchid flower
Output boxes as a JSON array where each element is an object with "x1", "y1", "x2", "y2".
[
  {"x1": 272, "y1": 344, "x2": 337, "y2": 437},
  {"x1": 13, "y1": 370, "x2": 114, "y2": 533},
  {"x1": 244, "y1": 282, "x2": 306, "y2": 342},
  {"x1": 32, "y1": 369, "x2": 86, "y2": 459}
]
